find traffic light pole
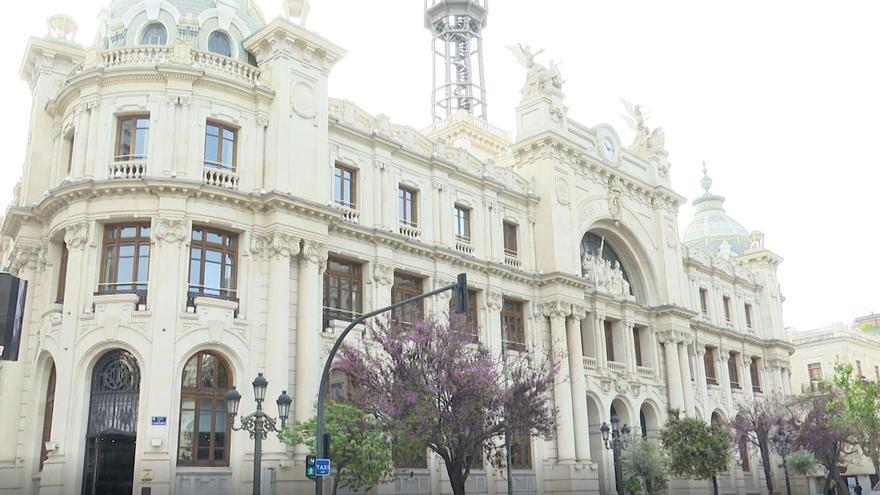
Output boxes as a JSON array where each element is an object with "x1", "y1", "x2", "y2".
[{"x1": 314, "y1": 274, "x2": 468, "y2": 495}]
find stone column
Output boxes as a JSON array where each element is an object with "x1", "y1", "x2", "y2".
[
  {"x1": 781, "y1": 366, "x2": 792, "y2": 396},
  {"x1": 694, "y1": 346, "x2": 708, "y2": 408},
  {"x1": 660, "y1": 332, "x2": 684, "y2": 413},
  {"x1": 293, "y1": 240, "x2": 326, "y2": 460},
  {"x1": 544, "y1": 301, "x2": 575, "y2": 464},
  {"x1": 71, "y1": 106, "x2": 90, "y2": 178},
  {"x1": 485, "y1": 290, "x2": 503, "y2": 359},
  {"x1": 623, "y1": 319, "x2": 637, "y2": 371},
  {"x1": 719, "y1": 351, "x2": 733, "y2": 410},
  {"x1": 595, "y1": 313, "x2": 608, "y2": 367},
  {"x1": 84, "y1": 99, "x2": 100, "y2": 178},
  {"x1": 678, "y1": 341, "x2": 695, "y2": 417},
  {"x1": 567, "y1": 306, "x2": 590, "y2": 463}
]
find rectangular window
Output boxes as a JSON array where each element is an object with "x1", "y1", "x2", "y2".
[
  {"x1": 728, "y1": 352, "x2": 740, "y2": 389},
  {"x1": 398, "y1": 187, "x2": 417, "y2": 227},
  {"x1": 633, "y1": 326, "x2": 643, "y2": 367},
  {"x1": 604, "y1": 320, "x2": 615, "y2": 362},
  {"x1": 501, "y1": 298, "x2": 525, "y2": 351},
  {"x1": 509, "y1": 431, "x2": 532, "y2": 470},
  {"x1": 454, "y1": 205, "x2": 471, "y2": 243},
  {"x1": 739, "y1": 436, "x2": 751, "y2": 472},
  {"x1": 875, "y1": 366, "x2": 879, "y2": 381},
  {"x1": 188, "y1": 227, "x2": 238, "y2": 303},
  {"x1": 333, "y1": 164, "x2": 356, "y2": 208},
  {"x1": 39, "y1": 364, "x2": 56, "y2": 471},
  {"x1": 99, "y1": 223, "x2": 151, "y2": 305},
  {"x1": 705, "y1": 347, "x2": 717, "y2": 385},
  {"x1": 744, "y1": 303, "x2": 753, "y2": 328},
  {"x1": 65, "y1": 134, "x2": 75, "y2": 174},
  {"x1": 55, "y1": 244, "x2": 69, "y2": 304},
  {"x1": 503, "y1": 221, "x2": 518, "y2": 257},
  {"x1": 391, "y1": 272, "x2": 423, "y2": 325},
  {"x1": 699, "y1": 288, "x2": 709, "y2": 315},
  {"x1": 807, "y1": 362, "x2": 823, "y2": 392},
  {"x1": 750, "y1": 358, "x2": 761, "y2": 393},
  {"x1": 323, "y1": 256, "x2": 363, "y2": 324},
  {"x1": 115, "y1": 115, "x2": 150, "y2": 161},
  {"x1": 857, "y1": 360, "x2": 863, "y2": 378},
  {"x1": 448, "y1": 288, "x2": 479, "y2": 340},
  {"x1": 723, "y1": 296, "x2": 732, "y2": 322},
  {"x1": 204, "y1": 122, "x2": 237, "y2": 171}
]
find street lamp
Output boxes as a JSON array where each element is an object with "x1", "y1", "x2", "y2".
[
  {"x1": 226, "y1": 373, "x2": 292, "y2": 495},
  {"x1": 773, "y1": 427, "x2": 794, "y2": 495},
  {"x1": 600, "y1": 415, "x2": 631, "y2": 495}
]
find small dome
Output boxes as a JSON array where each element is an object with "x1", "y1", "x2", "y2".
[{"x1": 682, "y1": 164, "x2": 751, "y2": 256}]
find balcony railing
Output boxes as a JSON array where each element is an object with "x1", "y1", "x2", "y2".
[
  {"x1": 454, "y1": 236, "x2": 475, "y2": 255},
  {"x1": 503, "y1": 249, "x2": 522, "y2": 269},
  {"x1": 752, "y1": 385, "x2": 762, "y2": 394},
  {"x1": 94, "y1": 283, "x2": 148, "y2": 310},
  {"x1": 109, "y1": 160, "x2": 147, "y2": 179},
  {"x1": 502, "y1": 340, "x2": 527, "y2": 353},
  {"x1": 608, "y1": 361, "x2": 626, "y2": 374},
  {"x1": 202, "y1": 166, "x2": 240, "y2": 190},
  {"x1": 332, "y1": 201, "x2": 360, "y2": 224},
  {"x1": 706, "y1": 377, "x2": 719, "y2": 386},
  {"x1": 637, "y1": 366, "x2": 654, "y2": 379},
  {"x1": 583, "y1": 356, "x2": 598, "y2": 371},
  {"x1": 322, "y1": 307, "x2": 362, "y2": 327},
  {"x1": 398, "y1": 222, "x2": 421, "y2": 240}
]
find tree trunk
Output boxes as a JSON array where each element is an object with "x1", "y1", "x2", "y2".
[
  {"x1": 444, "y1": 460, "x2": 467, "y2": 495},
  {"x1": 760, "y1": 443, "x2": 774, "y2": 495},
  {"x1": 332, "y1": 477, "x2": 339, "y2": 495},
  {"x1": 711, "y1": 475, "x2": 719, "y2": 495}
]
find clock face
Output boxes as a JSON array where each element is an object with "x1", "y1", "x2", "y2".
[{"x1": 601, "y1": 136, "x2": 616, "y2": 160}]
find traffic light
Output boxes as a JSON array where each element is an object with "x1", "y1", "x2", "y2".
[
  {"x1": 453, "y1": 273, "x2": 468, "y2": 314},
  {"x1": 305, "y1": 455, "x2": 316, "y2": 479}
]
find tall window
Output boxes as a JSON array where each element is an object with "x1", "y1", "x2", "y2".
[
  {"x1": 323, "y1": 256, "x2": 363, "y2": 324},
  {"x1": 398, "y1": 187, "x2": 417, "y2": 227},
  {"x1": 857, "y1": 360, "x2": 863, "y2": 378},
  {"x1": 333, "y1": 164, "x2": 356, "y2": 208},
  {"x1": 454, "y1": 205, "x2": 471, "y2": 243},
  {"x1": 55, "y1": 244, "x2": 69, "y2": 304},
  {"x1": 208, "y1": 31, "x2": 232, "y2": 57},
  {"x1": 749, "y1": 358, "x2": 761, "y2": 393},
  {"x1": 39, "y1": 363, "x2": 56, "y2": 471},
  {"x1": 188, "y1": 227, "x2": 238, "y2": 301},
  {"x1": 633, "y1": 326, "x2": 643, "y2": 367},
  {"x1": 391, "y1": 272, "x2": 423, "y2": 325},
  {"x1": 501, "y1": 298, "x2": 525, "y2": 351},
  {"x1": 99, "y1": 224, "x2": 151, "y2": 304},
  {"x1": 728, "y1": 352, "x2": 740, "y2": 389},
  {"x1": 705, "y1": 347, "x2": 717, "y2": 385},
  {"x1": 509, "y1": 431, "x2": 532, "y2": 469},
  {"x1": 204, "y1": 122, "x2": 237, "y2": 171},
  {"x1": 448, "y1": 289, "x2": 479, "y2": 340},
  {"x1": 178, "y1": 351, "x2": 231, "y2": 466},
  {"x1": 807, "y1": 362, "x2": 823, "y2": 392},
  {"x1": 115, "y1": 115, "x2": 150, "y2": 161},
  {"x1": 723, "y1": 296, "x2": 732, "y2": 322},
  {"x1": 739, "y1": 434, "x2": 751, "y2": 472},
  {"x1": 744, "y1": 303, "x2": 753, "y2": 329},
  {"x1": 503, "y1": 221, "x2": 518, "y2": 257},
  {"x1": 875, "y1": 366, "x2": 879, "y2": 381},
  {"x1": 699, "y1": 288, "x2": 709, "y2": 315},
  {"x1": 65, "y1": 134, "x2": 74, "y2": 175},
  {"x1": 141, "y1": 23, "x2": 167, "y2": 45},
  {"x1": 604, "y1": 320, "x2": 615, "y2": 362}
]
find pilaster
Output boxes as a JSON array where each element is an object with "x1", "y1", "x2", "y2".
[{"x1": 542, "y1": 300, "x2": 574, "y2": 464}]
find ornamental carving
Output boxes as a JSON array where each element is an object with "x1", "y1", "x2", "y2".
[
  {"x1": 153, "y1": 218, "x2": 187, "y2": 243},
  {"x1": 64, "y1": 222, "x2": 90, "y2": 249},
  {"x1": 372, "y1": 263, "x2": 394, "y2": 286},
  {"x1": 541, "y1": 300, "x2": 571, "y2": 319},
  {"x1": 608, "y1": 176, "x2": 624, "y2": 220},
  {"x1": 9, "y1": 243, "x2": 47, "y2": 274},
  {"x1": 486, "y1": 290, "x2": 502, "y2": 311},
  {"x1": 291, "y1": 81, "x2": 318, "y2": 119},
  {"x1": 301, "y1": 240, "x2": 326, "y2": 265},
  {"x1": 555, "y1": 176, "x2": 570, "y2": 206},
  {"x1": 249, "y1": 233, "x2": 268, "y2": 259},
  {"x1": 268, "y1": 232, "x2": 301, "y2": 259}
]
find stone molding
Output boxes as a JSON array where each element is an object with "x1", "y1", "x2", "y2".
[
  {"x1": 64, "y1": 221, "x2": 90, "y2": 249},
  {"x1": 371, "y1": 262, "x2": 394, "y2": 286},
  {"x1": 541, "y1": 300, "x2": 572, "y2": 319},
  {"x1": 153, "y1": 217, "x2": 187, "y2": 244},
  {"x1": 268, "y1": 232, "x2": 301, "y2": 260},
  {"x1": 8, "y1": 242, "x2": 47, "y2": 274},
  {"x1": 485, "y1": 290, "x2": 502, "y2": 311}
]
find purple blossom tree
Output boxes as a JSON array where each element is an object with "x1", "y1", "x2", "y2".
[
  {"x1": 731, "y1": 401, "x2": 783, "y2": 495},
  {"x1": 335, "y1": 315, "x2": 558, "y2": 495},
  {"x1": 790, "y1": 394, "x2": 856, "y2": 494}
]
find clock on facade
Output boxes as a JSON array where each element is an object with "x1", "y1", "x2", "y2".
[{"x1": 601, "y1": 136, "x2": 616, "y2": 161}]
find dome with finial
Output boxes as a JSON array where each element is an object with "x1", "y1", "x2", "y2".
[
  {"x1": 98, "y1": 0, "x2": 267, "y2": 63},
  {"x1": 682, "y1": 163, "x2": 751, "y2": 256}
]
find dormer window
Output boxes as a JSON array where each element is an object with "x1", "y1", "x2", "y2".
[
  {"x1": 208, "y1": 31, "x2": 232, "y2": 57},
  {"x1": 141, "y1": 23, "x2": 167, "y2": 45}
]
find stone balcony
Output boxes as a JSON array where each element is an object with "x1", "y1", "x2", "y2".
[
  {"x1": 108, "y1": 160, "x2": 147, "y2": 180},
  {"x1": 202, "y1": 166, "x2": 240, "y2": 190}
]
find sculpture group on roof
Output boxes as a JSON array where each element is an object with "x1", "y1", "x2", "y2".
[
  {"x1": 507, "y1": 44, "x2": 564, "y2": 97},
  {"x1": 620, "y1": 99, "x2": 666, "y2": 157}
]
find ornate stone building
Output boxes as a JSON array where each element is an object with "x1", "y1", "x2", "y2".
[{"x1": 0, "y1": 1, "x2": 793, "y2": 494}]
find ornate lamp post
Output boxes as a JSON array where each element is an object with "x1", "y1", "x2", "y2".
[
  {"x1": 226, "y1": 373, "x2": 293, "y2": 495},
  {"x1": 600, "y1": 415, "x2": 631, "y2": 495},
  {"x1": 773, "y1": 427, "x2": 794, "y2": 495}
]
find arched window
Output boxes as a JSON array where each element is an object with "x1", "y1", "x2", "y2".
[
  {"x1": 580, "y1": 232, "x2": 634, "y2": 296},
  {"x1": 141, "y1": 23, "x2": 167, "y2": 45},
  {"x1": 178, "y1": 351, "x2": 231, "y2": 466},
  {"x1": 208, "y1": 31, "x2": 233, "y2": 57},
  {"x1": 39, "y1": 362, "x2": 56, "y2": 470}
]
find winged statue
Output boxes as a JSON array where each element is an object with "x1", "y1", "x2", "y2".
[{"x1": 619, "y1": 98, "x2": 665, "y2": 156}]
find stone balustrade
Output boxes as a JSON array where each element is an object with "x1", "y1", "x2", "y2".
[
  {"x1": 398, "y1": 222, "x2": 421, "y2": 240},
  {"x1": 108, "y1": 161, "x2": 146, "y2": 179},
  {"x1": 202, "y1": 166, "x2": 240, "y2": 190}
]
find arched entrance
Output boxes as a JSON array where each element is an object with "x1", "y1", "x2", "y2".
[
  {"x1": 82, "y1": 350, "x2": 140, "y2": 495},
  {"x1": 639, "y1": 401, "x2": 660, "y2": 440}
]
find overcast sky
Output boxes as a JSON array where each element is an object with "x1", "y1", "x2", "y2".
[{"x1": 1, "y1": 1, "x2": 877, "y2": 331}]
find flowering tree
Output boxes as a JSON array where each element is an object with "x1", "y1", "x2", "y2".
[
  {"x1": 789, "y1": 394, "x2": 855, "y2": 494},
  {"x1": 660, "y1": 411, "x2": 731, "y2": 495},
  {"x1": 830, "y1": 362, "x2": 880, "y2": 479},
  {"x1": 335, "y1": 316, "x2": 558, "y2": 495},
  {"x1": 731, "y1": 401, "x2": 783, "y2": 495}
]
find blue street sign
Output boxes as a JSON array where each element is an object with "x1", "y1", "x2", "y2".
[
  {"x1": 315, "y1": 458, "x2": 331, "y2": 476},
  {"x1": 151, "y1": 416, "x2": 167, "y2": 426}
]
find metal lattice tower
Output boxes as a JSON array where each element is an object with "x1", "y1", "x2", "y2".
[{"x1": 425, "y1": 0, "x2": 489, "y2": 122}]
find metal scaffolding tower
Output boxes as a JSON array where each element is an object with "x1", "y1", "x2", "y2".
[{"x1": 425, "y1": 0, "x2": 489, "y2": 122}]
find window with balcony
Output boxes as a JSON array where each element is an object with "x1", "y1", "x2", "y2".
[
  {"x1": 323, "y1": 256, "x2": 363, "y2": 325},
  {"x1": 141, "y1": 23, "x2": 168, "y2": 45},
  {"x1": 391, "y1": 272, "x2": 423, "y2": 325},
  {"x1": 501, "y1": 298, "x2": 525, "y2": 351},
  {"x1": 398, "y1": 186, "x2": 418, "y2": 227},
  {"x1": 55, "y1": 244, "x2": 68, "y2": 304},
  {"x1": 699, "y1": 288, "x2": 709, "y2": 315},
  {"x1": 604, "y1": 320, "x2": 615, "y2": 362},
  {"x1": 705, "y1": 347, "x2": 718, "y2": 385},
  {"x1": 208, "y1": 31, "x2": 233, "y2": 57},
  {"x1": 723, "y1": 295, "x2": 732, "y2": 323},
  {"x1": 807, "y1": 362, "x2": 823, "y2": 392},
  {"x1": 633, "y1": 326, "x2": 643, "y2": 367},
  {"x1": 728, "y1": 352, "x2": 740, "y2": 389},
  {"x1": 744, "y1": 303, "x2": 753, "y2": 329},
  {"x1": 115, "y1": 115, "x2": 150, "y2": 161},
  {"x1": 204, "y1": 122, "x2": 237, "y2": 171},
  {"x1": 750, "y1": 357, "x2": 761, "y2": 393},
  {"x1": 448, "y1": 288, "x2": 479, "y2": 341},
  {"x1": 188, "y1": 227, "x2": 238, "y2": 303},
  {"x1": 98, "y1": 223, "x2": 151, "y2": 305},
  {"x1": 454, "y1": 204, "x2": 471, "y2": 244},
  {"x1": 503, "y1": 221, "x2": 518, "y2": 258},
  {"x1": 509, "y1": 431, "x2": 532, "y2": 470},
  {"x1": 332, "y1": 164, "x2": 357, "y2": 209}
]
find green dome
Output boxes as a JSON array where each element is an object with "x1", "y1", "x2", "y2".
[{"x1": 682, "y1": 165, "x2": 751, "y2": 256}]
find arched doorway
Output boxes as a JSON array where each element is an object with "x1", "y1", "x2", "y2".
[
  {"x1": 639, "y1": 402, "x2": 660, "y2": 440},
  {"x1": 82, "y1": 350, "x2": 140, "y2": 495}
]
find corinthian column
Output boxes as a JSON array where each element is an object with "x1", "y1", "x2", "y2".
[
  {"x1": 678, "y1": 340, "x2": 695, "y2": 417},
  {"x1": 660, "y1": 332, "x2": 684, "y2": 414},
  {"x1": 544, "y1": 301, "x2": 575, "y2": 464},
  {"x1": 293, "y1": 239, "x2": 326, "y2": 459},
  {"x1": 567, "y1": 306, "x2": 590, "y2": 463}
]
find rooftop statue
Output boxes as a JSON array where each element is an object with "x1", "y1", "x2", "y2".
[
  {"x1": 620, "y1": 99, "x2": 665, "y2": 157},
  {"x1": 283, "y1": 0, "x2": 310, "y2": 26},
  {"x1": 507, "y1": 43, "x2": 563, "y2": 97},
  {"x1": 47, "y1": 13, "x2": 78, "y2": 41}
]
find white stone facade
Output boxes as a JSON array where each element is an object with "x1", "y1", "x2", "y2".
[{"x1": 0, "y1": 1, "x2": 793, "y2": 494}]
